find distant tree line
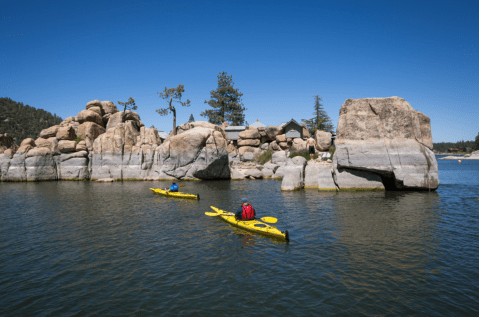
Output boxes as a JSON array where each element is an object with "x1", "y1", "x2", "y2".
[
  {"x1": 433, "y1": 138, "x2": 478, "y2": 153},
  {"x1": 0, "y1": 97, "x2": 63, "y2": 145}
]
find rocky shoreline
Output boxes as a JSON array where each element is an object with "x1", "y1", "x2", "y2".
[
  {"x1": 437, "y1": 151, "x2": 479, "y2": 160},
  {"x1": 0, "y1": 96, "x2": 439, "y2": 191}
]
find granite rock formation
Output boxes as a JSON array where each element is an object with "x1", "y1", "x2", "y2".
[
  {"x1": 0, "y1": 100, "x2": 231, "y2": 181},
  {"x1": 333, "y1": 97, "x2": 438, "y2": 190}
]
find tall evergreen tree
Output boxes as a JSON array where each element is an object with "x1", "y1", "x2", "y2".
[
  {"x1": 156, "y1": 85, "x2": 191, "y2": 136},
  {"x1": 475, "y1": 132, "x2": 479, "y2": 150},
  {"x1": 188, "y1": 114, "x2": 195, "y2": 123},
  {"x1": 201, "y1": 72, "x2": 246, "y2": 125},
  {"x1": 302, "y1": 95, "x2": 334, "y2": 133}
]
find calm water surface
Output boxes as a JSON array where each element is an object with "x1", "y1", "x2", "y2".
[{"x1": 1, "y1": 158, "x2": 478, "y2": 316}]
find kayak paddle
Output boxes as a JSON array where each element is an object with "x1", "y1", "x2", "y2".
[{"x1": 204, "y1": 211, "x2": 278, "y2": 224}]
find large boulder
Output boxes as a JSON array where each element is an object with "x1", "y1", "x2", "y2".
[
  {"x1": 278, "y1": 141, "x2": 289, "y2": 150},
  {"x1": 231, "y1": 168, "x2": 246, "y2": 180},
  {"x1": 281, "y1": 165, "x2": 304, "y2": 190},
  {"x1": 261, "y1": 168, "x2": 274, "y2": 178},
  {"x1": 35, "y1": 137, "x2": 58, "y2": 153},
  {"x1": 58, "y1": 140, "x2": 76, "y2": 153},
  {"x1": 304, "y1": 161, "x2": 337, "y2": 190},
  {"x1": 264, "y1": 162, "x2": 279, "y2": 173},
  {"x1": 290, "y1": 138, "x2": 307, "y2": 152},
  {"x1": 86, "y1": 100, "x2": 102, "y2": 110},
  {"x1": 155, "y1": 127, "x2": 230, "y2": 180},
  {"x1": 39, "y1": 125, "x2": 60, "y2": 138},
  {"x1": 77, "y1": 110, "x2": 103, "y2": 126},
  {"x1": 239, "y1": 128, "x2": 260, "y2": 139},
  {"x1": 56, "y1": 126, "x2": 76, "y2": 140},
  {"x1": 276, "y1": 134, "x2": 286, "y2": 143},
  {"x1": 77, "y1": 122, "x2": 106, "y2": 150},
  {"x1": 105, "y1": 111, "x2": 140, "y2": 130},
  {"x1": 76, "y1": 140, "x2": 87, "y2": 152},
  {"x1": 88, "y1": 106, "x2": 103, "y2": 117},
  {"x1": 334, "y1": 97, "x2": 438, "y2": 190},
  {"x1": 269, "y1": 141, "x2": 281, "y2": 151},
  {"x1": 100, "y1": 101, "x2": 119, "y2": 114},
  {"x1": 271, "y1": 151, "x2": 288, "y2": 165},
  {"x1": 244, "y1": 168, "x2": 263, "y2": 179},
  {"x1": 280, "y1": 157, "x2": 307, "y2": 190},
  {"x1": 238, "y1": 139, "x2": 260, "y2": 147},
  {"x1": 264, "y1": 126, "x2": 284, "y2": 141},
  {"x1": 314, "y1": 130, "x2": 332, "y2": 151}
]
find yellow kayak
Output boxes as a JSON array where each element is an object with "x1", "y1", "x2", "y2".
[
  {"x1": 210, "y1": 206, "x2": 289, "y2": 241},
  {"x1": 150, "y1": 188, "x2": 200, "y2": 200}
]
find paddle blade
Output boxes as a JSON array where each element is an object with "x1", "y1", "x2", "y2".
[
  {"x1": 260, "y1": 217, "x2": 278, "y2": 223},
  {"x1": 205, "y1": 212, "x2": 219, "y2": 216},
  {"x1": 179, "y1": 185, "x2": 186, "y2": 187}
]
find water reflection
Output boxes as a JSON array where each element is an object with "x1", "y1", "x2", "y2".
[{"x1": 332, "y1": 191, "x2": 443, "y2": 296}]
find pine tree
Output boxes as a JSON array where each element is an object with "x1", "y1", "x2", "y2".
[
  {"x1": 302, "y1": 95, "x2": 334, "y2": 134},
  {"x1": 475, "y1": 132, "x2": 479, "y2": 150},
  {"x1": 156, "y1": 85, "x2": 191, "y2": 136},
  {"x1": 117, "y1": 97, "x2": 138, "y2": 120},
  {"x1": 201, "y1": 72, "x2": 246, "y2": 125},
  {"x1": 188, "y1": 114, "x2": 195, "y2": 123}
]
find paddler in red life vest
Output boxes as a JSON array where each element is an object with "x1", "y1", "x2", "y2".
[{"x1": 234, "y1": 197, "x2": 256, "y2": 221}]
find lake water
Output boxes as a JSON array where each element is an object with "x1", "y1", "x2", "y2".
[{"x1": 1, "y1": 158, "x2": 478, "y2": 316}]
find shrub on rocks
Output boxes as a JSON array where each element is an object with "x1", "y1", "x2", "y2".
[{"x1": 257, "y1": 150, "x2": 273, "y2": 165}]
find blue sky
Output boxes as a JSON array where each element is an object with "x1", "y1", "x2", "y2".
[{"x1": 1, "y1": 0, "x2": 477, "y2": 142}]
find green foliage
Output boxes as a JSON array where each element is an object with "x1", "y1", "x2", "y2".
[
  {"x1": 433, "y1": 140, "x2": 476, "y2": 153},
  {"x1": 257, "y1": 150, "x2": 273, "y2": 165},
  {"x1": 329, "y1": 146, "x2": 335, "y2": 160},
  {"x1": 117, "y1": 97, "x2": 137, "y2": 113},
  {"x1": 290, "y1": 150, "x2": 318, "y2": 161},
  {"x1": 188, "y1": 114, "x2": 195, "y2": 123},
  {"x1": 74, "y1": 136, "x2": 83, "y2": 144},
  {"x1": 475, "y1": 133, "x2": 479, "y2": 151},
  {"x1": 157, "y1": 85, "x2": 191, "y2": 135},
  {"x1": 302, "y1": 95, "x2": 334, "y2": 134},
  {"x1": 201, "y1": 72, "x2": 246, "y2": 125},
  {"x1": 0, "y1": 97, "x2": 63, "y2": 145}
]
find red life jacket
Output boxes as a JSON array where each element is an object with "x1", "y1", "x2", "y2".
[{"x1": 242, "y1": 204, "x2": 254, "y2": 220}]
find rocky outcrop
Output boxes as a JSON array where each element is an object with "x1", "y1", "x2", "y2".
[
  {"x1": 314, "y1": 130, "x2": 332, "y2": 151},
  {"x1": 280, "y1": 157, "x2": 307, "y2": 190},
  {"x1": 0, "y1": 99, "x2": 154, "y2": 182},
  {"x1": 290, "y1": 138, "x2": 307, "y2": 152},
  {"x1": 155, "y1": 126, "x2": 230, "y2": 180},
  {"x1": 333, "y1": 97, "x2": 438, "y2": 190},
  {"x1": 91, "y1": 121, "x2": 161, "y2": 181}
]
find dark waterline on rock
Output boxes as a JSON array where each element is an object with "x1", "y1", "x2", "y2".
[{"x1": 0, "y1": 160, "x2": 478, "y2": 316}]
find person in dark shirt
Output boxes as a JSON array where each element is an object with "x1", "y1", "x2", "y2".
[
  {"x1": 165, "y1": 182, "x2": 179, "y2": 193},
  {"x1": 234, "y1": 197, "x2": 256, "y2": 220}
]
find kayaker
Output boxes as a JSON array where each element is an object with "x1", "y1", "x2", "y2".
[
  {"x1": 233, "y1": 197, "x2": 256, "y2": 221},
  {"x1": 165, "y1": 182, "x2": 179, "y2": 193}
]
